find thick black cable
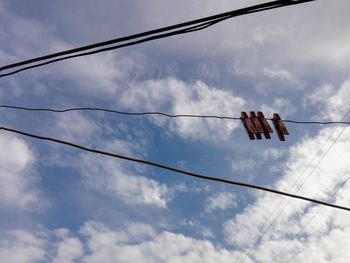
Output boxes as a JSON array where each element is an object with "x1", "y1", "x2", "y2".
[
  {"x1": 281, "y1": 175, "x2": 350, "y2": 263},
  {"x1": 238, "y1": 109, "x2": 350, "y2": 263},
  {"x1": 270, "y1": 118, "x2": 350, "y2": 262},
  {"x1": 1, "y1": 105, "x2": 350, "y2": 125},
  {"x1": 0, "y1": 125, "x2": 349, "y2": 212},
  {"x1": 0, "y1": 26, "x2": 197, "y2": 77},
  {"x1": 238, "y1": 123, "x2": 349, "y2": 263},
  {"x1": 0, "y1": 19, "x2": 226, "y2": 77},
  {"x1": 0, "y1": 0, "x2": 316, "y2": 77}
]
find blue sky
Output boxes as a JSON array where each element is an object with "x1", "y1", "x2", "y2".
[{"x1": 0, "y1": 0, "x2": 350, "y2": 262}]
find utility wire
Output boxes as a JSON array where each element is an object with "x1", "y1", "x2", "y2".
[
  {"x1": 0, "y1": 0, "x2": 316, "y2": 77},
  {"x1": 239, "y1": 123, "x2": 349, "y2": 263},
  {"x1": 271, "y1": 162, "x2": 350, "y2": 263},
  {"x1": 283, "y1": 174, "x2": 350, "y2": 263},
  {"x1": 0, "y1": 125, "x2": 350, "y2": 212},
  {"x1": 270, "y1": 20, "x2": 350, "y2": 263},
  {"x1": 237, "y1": 108, "x2": 350, "y2": 263},
  {"x1": 1, "y1": 105, "x2": 350, "y2": 125}
]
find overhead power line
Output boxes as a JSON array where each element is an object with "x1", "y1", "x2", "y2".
[
  {"x1": 0, "y1": 0, "x2": 316, "y2": 77},
  {"x1": 0, "y1": 125, "x2": 349, "y2": 212},
  {"x1": 1, "y1": 105, "x2": 350, "y2": 125},
  {"x1": 270, "y1": 122, "x2": 350, "y2": 263},
  {"x1": 237, "y1": 108, "x2": 350, "y2": 263},
  {"x1": 239, "y1": 119, "x2": 350, "y2": 263},
  {"x1": 280, "y1": 174, "x2": 350, "y2": 263}
]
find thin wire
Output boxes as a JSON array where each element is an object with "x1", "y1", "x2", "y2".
[
  {"x1": 0, "y1": 105, "x2": 241, "y2": 120},
  {"x1": 272, "y1": 14, "x2": 350, "y2": 263},
  {"x1": 273, "y1": 158, "x2": 350, "y2": 263},
  {"x1": 0, "y1": 125, "x2": 349, "y2": 212},
  {"x1": 238, "y1": 109, "x2": 350, "y2": 263},
  {"x1": 286, "y1": 177, "x2": 350, "y2": 262},
  {"x1": 0, "y1": 0, "x2": 316, "y2": 77},
  {"x1": 1, "y1": 105, "x2": 350, "y2": 125},
  {"x1": 282, "y1": 120, "x2": 350, "y2": 125}
]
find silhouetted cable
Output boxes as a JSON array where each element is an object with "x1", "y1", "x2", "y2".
[
  {"x1": 270, "y1": 121, "x2": 350, "y2": 263},
  {"x1": 0, "y1": 125, "x2": 349, "y2": 212},
  {"x1": 1, "y1": 105, "x2": 350, "y2": 125},
  {"x1": 0, "y1": 0, "x2": 316, "y2": 77},
  {"x1": 237, "y1": 108, "x2": 350, "y2": 263},
  {"x1": 282, "y1": 174, "x2": 350, "y2": 263}
]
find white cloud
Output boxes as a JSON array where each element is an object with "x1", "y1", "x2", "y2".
[
  {"x1": 79, "y1": 154, "x2": 169, "y2": 208},
  {"x1": 59, "y1": 53, "x2": 137, "y2": 96},
  {"x1": 178, "y1": 219, "x2": 214, "y2": 239},
  {"x1": 43, "y1": 110, "x2": 170, "y2": 208},
  {"x1": 0, "y1": 133, "x2": 40, "y2": 208},
  {"x1": 232, "y1": 159, "x2": 257, "y2": 172},
  {"x1": 80, "y1": 221, "x2": 238, "y2": 263},
  {"x1": 205, "y1": 192, "x2": 237, "y2": 212},
  {"x1": 222, "y1": 80, "x2": 350, "y2": 262},
  {"x1": 223, "y1": 123, "x2": 350, "y2": 261},
  {"x1": 52, "y1": 112, "x2": 100, "y2": 144},
  {"x1": 262, "y1": 67, "x2": 295, "y2": 82},
  {"x1": 121, "y1": 78, "x2": 246, "y2": 142},
  {"x1": 306, "y1": 84, "x2": 335, "y2": 106},
  {"x1": 305, "y1": 80, "x2": 350, "y2": 125},
  {"x1": 53, "y1": 235, "x2": 83, "y2": 263},
  {"x1": 261, "y1": 97, "x2": 297, "y2": 118},
  {"x1": 125, "y1": 222, "x2": 156, "y2": 241},
  {"x1": 0, "y1": 230, "x2": 46, "y2": 263},
  {"x1": 261, "y1": 148, "x2": 285, "y2": 161},
  {"x1": 319, "y1": 80, "x2": 350, "y2": 121},
  {"x1": 1, "y1": 221, "x2": 240, "y2": 263}
]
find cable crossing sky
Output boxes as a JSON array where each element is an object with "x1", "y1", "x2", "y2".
[
  {"x1": 0, "y1": 0, "x2": 316, "y2": 77},
  {"x1": 0, "y1": 125, "x2": 349, "y2": 213},
  {"x1": 1, "y1": 105, "x2": 349, "y2": 125}
]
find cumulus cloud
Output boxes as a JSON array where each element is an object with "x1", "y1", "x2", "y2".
[
  {"x1": 313, "y1": 80, "x2": 350, "y2": 121},
  {"x1": 261, "y1": 97, "x2": 297, "y2": 117},
  {"x1": 0, "y1": 133, "x2": 40, "y2": 208},
  {"x1": 232, "y1": 159, "x2": 257, "y2": 172},
  {"x1": 0, "y1": 230, "x2": 46, "y2": 263},
  {"x1": 261, "y1": 148, "x2": 285, "y2": 161},
  {"x1": 52, "y1": 229, "x2": 83, "y2": 263},
  {"x1": 205, "y1": 192, "x2": 237, "y2": 213},
  {"x1": 121, "y1": 78, "x2": 246, "y2": 142},
  {"x1": 80, "y1": 221, "x2": 237, "y2": 263},
  {"x1": 223, "y1": 122, "x2": 350, "y2": 260},
  {"x1": 79, "y1": 154, "x2": 169, "y2": 208},
  {"x1": 1, "y1": 220, "x2": 241, "y2": 263},
  {"x1": 304, "y1": 80, "x2": 350, "y2": 133},
  {"x1": 1, "y1": 1, "x2": 350, "y2": 262},
  {"x1": 262, "y1": 67, "x2": 295, "y2": 82},
  {"x1": 40, "y1": 110, "x2": 169, "y2": 208},
  {"x1": 52, "y1": 112, "x2": 100, "y2": 144}
]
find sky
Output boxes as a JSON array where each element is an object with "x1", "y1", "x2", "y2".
[{"x1": 0, "y1": 0, "x2": 350, "y2": 262}]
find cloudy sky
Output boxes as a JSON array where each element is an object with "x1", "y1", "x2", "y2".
[{"x1": 0, "y1": 0, "x2": 350, "y2": 262}]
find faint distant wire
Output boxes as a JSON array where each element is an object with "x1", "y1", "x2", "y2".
[
  {"x1": 271, "y1": 19, "x2": 350, "y2": 263},
  {"x1": 271, "y1": 126, "x2": 350, "y2": 262},
  {"x1": 0, "y1": 125, "x2": 349, "y2": 212},
  {"x1": 272, "y1": 159, "x2": 350, "y2": 263},
  {"x1": 0, "y1": 0, "x2": 316, "y2": 77},
  {"x1": 285, "y1": 183, "x2": 350, "y2": 262},
  {"x1": 1, "y1": 105, "x2": 350, "y2": 125},
  {"x1": 237, "y1": 108, "x2": 350, "y2": 263}
]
